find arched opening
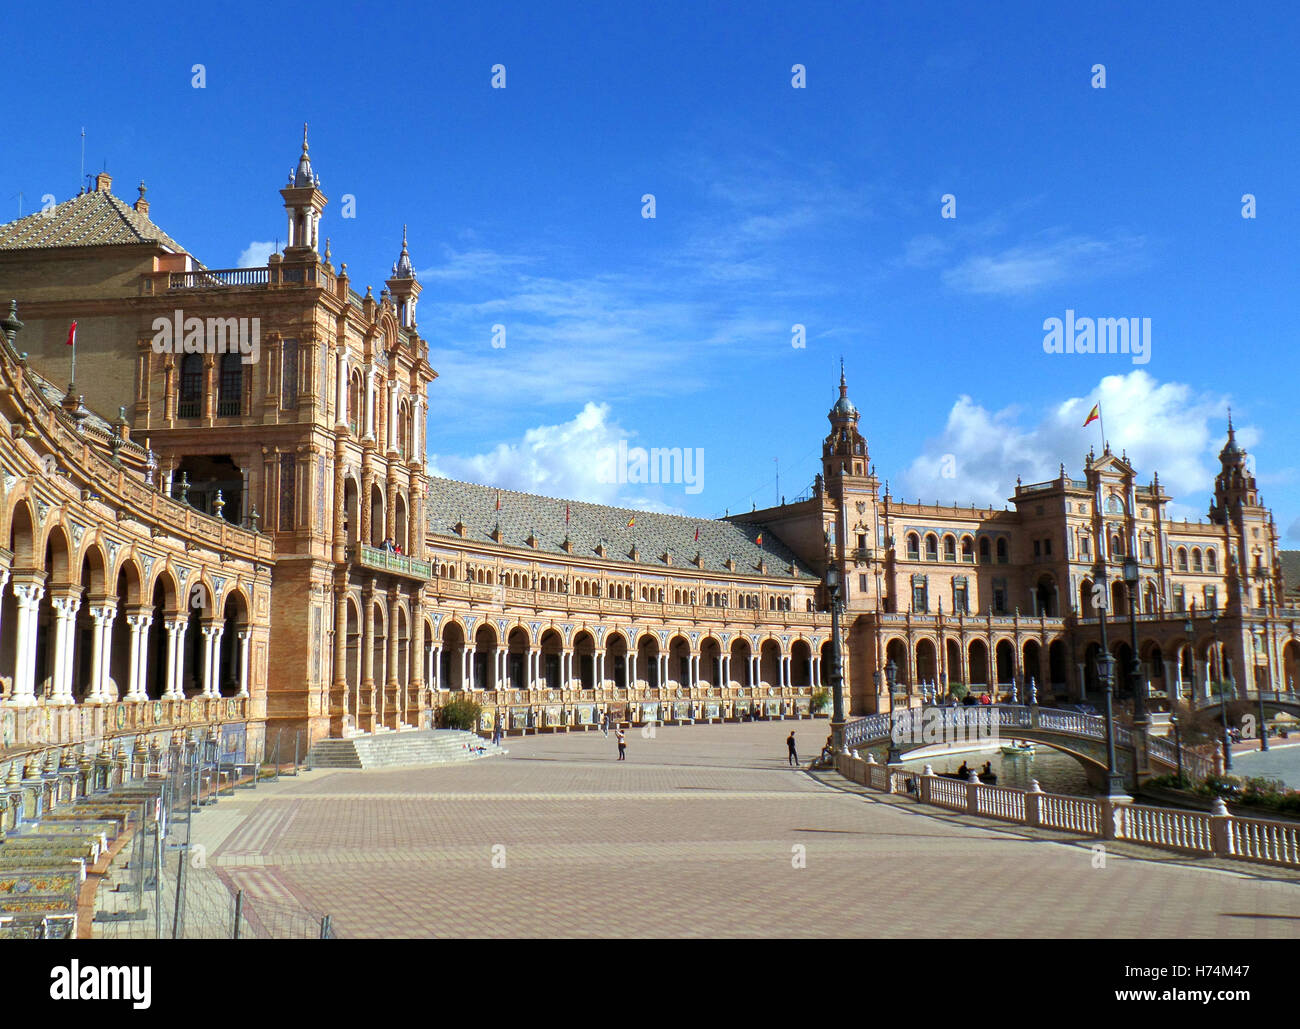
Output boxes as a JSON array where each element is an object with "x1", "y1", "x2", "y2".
[
  {"x1": 440, "y1": 622, "x2": 465, "y2": 691},
  {"x1": 945, "y1": 638, "x2": 962, "y2": 687},
  {"x1": 759, "y1": 639, "x2": 782, "y2": 688},
  {"x1": 539, "y1": 629, "x2": 563, "y2": 689},
  {"x1": 731, "y1": 638, "x2": 752, "y2": 687},
  {"x1": 669, "y1": 635, "x2": 692, "y2": 689},
  {"x1": 574, "y1": 630, "x2": 596, "y2": 690},
  {"x1": 220, "y1": 591, "x2": 249, "y2": 696},
  {"x1": 789, "y1": 639, "x2": 811, "y2": 688},
  {"x1": 1080, "y1": 578, "x2": 1096, "y2": 618},
  {"x1": 637, "y1": 633, "x2": 660, "y2": 688},
  {"x1": 1111, "y1": 580, "x2": 1128, "y2": 618},
  {"x1": 1048, "y1": 639, "x2": 1069, "y2": 694},
  {"x1": 915, "y1": 638, "x2": 937, "y2": 685},
  {"x1": 967, "y1": 639, "x2": 989, "y2": 689},
  {"x1": 503, "y1": 627, "x2": 528, "y2": 689},
  {"x1": 394, "y1": 494, "x2": 408, "y2": 554},
  {"x1": 369, "y1": 484, "x2": 386, "y2": 547},
  {"x1": 885, "y1": 638, "x2": 909, "y2": 688},
  {"x1": 1023, "y1": 639, "x2": 1042, "y2": 693},
  {"x1": 345, "y1": 598, "x2": 361, "y2": 728},
  {"x1": 995, "y1": 639, "x2": 1015, "y2": 688},
  {"x1": 147, "y1": 574, "x2": 177, "y2": 700},
  {"x1": 605, "y1": 631, "x2": 628, "y2": 690},
  {"x1": 1035, "y1": 574, "x2": 1057, "y2": 617},
  {"x1": 344, "y1": 477, "x2": 359, "y2": 548},
  {"x1": 472, "y1": 624, "x2": 496, "y2": 690}
]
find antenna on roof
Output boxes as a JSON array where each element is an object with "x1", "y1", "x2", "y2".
[{"x1": 79, "y1": 127, "x2": 85, "y2": 196}]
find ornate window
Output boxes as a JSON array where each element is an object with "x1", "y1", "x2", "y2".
[
  {"x1": 278, "y1": 454, "x2": 296, "y2": 531},
  {"x1": 178, "y1": 354, "x2": 203, "y2": 418},
  {"x1": 280, "y1": 339, "x2": 299, "y2": 410},
  {"x1": 217, "y1": 353, "x2": 243, "y2": 417}
]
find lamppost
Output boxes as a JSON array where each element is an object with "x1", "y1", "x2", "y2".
[
  {"x1": 1253, "y1": 624, "x2": 1269, "y2": 752},
  {"x1": 1095, "y1": 582, "x2": 1127, "y2": 797},
  {"x1": 1209, "y1": 608, "x2": 1232, "y2": 773},
  {"x1": 1122, "y1": 556, "x2": 1147, "y2": 726},
  {"x1": 824, "y1": 551, "x2": 846, "y2": 755},
  {"x1": 1170, "y1": 712, "x2": 1185, "y2": 787},
  {"x1": 885, "y1": 658, "x2": 901, "y2": 764}
]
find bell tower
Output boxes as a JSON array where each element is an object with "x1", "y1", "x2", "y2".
[
  {"x1": 1209, "y1": 411, "x2": 1261, "y2": 523},
  {"x1": 280, "y1": 123, "x2": 327, "y2": 256},
  {"x1": 385, "y1": 225, "x2": 422, "y2": 329},
  {"x1": 822, "y1": 360, "x2": 869, "y2": 492}
]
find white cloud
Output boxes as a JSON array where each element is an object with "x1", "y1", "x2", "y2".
[
  {"x1": 941, "y1": 233, "x2": 1147, "y2": 296},
  {"x1": 899, "y1": 371, "x2": 1234, "y2": 521},
  {"x1": 427, "y1": 403, "x2": 685, "y2": 513},
  {"x1": 237, "y1": 241, "x2": 276, "y2": 268}
]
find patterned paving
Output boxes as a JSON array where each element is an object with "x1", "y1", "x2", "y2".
[{"x1": 187, "y1": 722, "x2": 1300, "y2": 937}]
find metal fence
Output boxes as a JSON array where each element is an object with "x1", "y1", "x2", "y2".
[{"x1": 93, "y1": 732, "x2": 335, "y2": 939}]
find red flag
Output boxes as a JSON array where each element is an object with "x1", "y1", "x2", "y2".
[
  {"x1": 694, "y1": 527, "x2": 699, "y2": 542},
  {"x1": 565, "y1": 504, "x2": 570, "y2": 525},
  {"x1": 756, "y1": 532, "x2": 763, "y2": 546},
  {"x1": 65, "y1": 321, "x2": 77, "y2": 346},
  {"x1": 495, "y1": 492, "x2": 501, "y2": 511}
]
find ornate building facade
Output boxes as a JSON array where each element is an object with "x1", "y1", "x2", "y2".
[{"x1": 0, "y1": 131, "x2": 1297, "y2": 769}]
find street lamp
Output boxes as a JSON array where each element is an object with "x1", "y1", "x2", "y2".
[
  {"x1": 1095, "y1": 581, "x2": 1127, "y2": 797},
  {"x1": 1209, "y1": 608, "x2": 1232, "y2": 773},
  {"x1": 824, "y1": 548, "x2": 846, "y2": 755},
  {"x1": 1122, "y1": 556, "x2": 1147, "y2": 726},
  {"x1": 1170, "y1": 712, "x2": 1185, "y2": 787},
  {"x1": 1253, "y1": 625, "x2": 1269, "y2": 752},
  {"x1": 885, "y1": 658, "x2": 901, "y2": 764}
]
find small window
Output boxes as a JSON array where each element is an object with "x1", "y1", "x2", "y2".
[
  {"x1": 859, "y1": 574, "x2": 868, "y2": 593},
  {"x1": 280, "y1": 339, "x2": 299, "y2": 409},
  {"x1": 1044, "y1": 538, "x2": 1052, "y2": 556}
]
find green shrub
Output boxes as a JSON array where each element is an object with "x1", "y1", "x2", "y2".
[
  {"x1": 436, "y1": 697, "x2": 483, "y2": 731},
  {"x1": 949, "y1": 682, "x2": 969, "y2": 701},
  {"x1": 811, "y1": 688, "x2": 830, "y2": 713}
]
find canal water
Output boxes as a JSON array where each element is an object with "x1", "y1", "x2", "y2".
[
  {"x1": 1231, "y1": 744, "x2": 1300, "y2": 788},
  {"x1": 865, "y1": 741, "x2": 1098, "y2": 796}
]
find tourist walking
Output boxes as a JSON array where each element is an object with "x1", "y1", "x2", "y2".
[
  {"x1": 601, "y1": 711, "x2": 609, "y2": 737},
  {"x1": 786, "y1": 731, "x2": 798, "y2": 766},
  {"x1": 616, "y1": 727, "x2": 627, "y2": 760}
]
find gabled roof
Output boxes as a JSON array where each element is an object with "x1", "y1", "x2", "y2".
[
  {"x1": 0, "y1": 190, "x2": 189, "y2": 253},
  {"x1": 1280, "y1": 550, "x2": 1300, "y2": 598},
  {"x1": 425, "y1": 476, "x2": 815, "y2": 580}
]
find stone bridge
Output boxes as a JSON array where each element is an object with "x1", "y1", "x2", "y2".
[
  {"x1": 1192, "y1": 689, "x2": 1300, "y2": 721},
  {"x1": 843, "y1": 704, "x2": 1212, "y2": 791}
]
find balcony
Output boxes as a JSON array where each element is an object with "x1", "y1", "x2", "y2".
[
  {"x1": 348, "y1": 544, "x2": 432, "y2": 581},
  {"x1": 169, "y1": 267, "x2": 270, "y2": 290}
]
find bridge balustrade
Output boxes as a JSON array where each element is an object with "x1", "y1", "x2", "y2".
[
  {"x1": 1228, "y1": 816, "x2": 1300, "y2": 867},
  {"x1": 1117, "y1": 805, "x2": 1214, "y2": 854},
  {"x1": 1036, "y1": 794, "x2": 1102, "y2": 834}
]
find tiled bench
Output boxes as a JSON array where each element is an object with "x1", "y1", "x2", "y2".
[
  {"x1": 0, "y1": 914, "x2": 76, "y2": 939},
  {"x1": 0, "y1": 855, "x2": 86, "y2": 882},
  {"x1": 12, "y1": 825, "x2": 112, "y2": 851},
  {"x1": 40, "y1": 812, "x2": 131, "y2": 835},
  {"x1": 0, "y1": 835, "x2": 104, "y2": 863},
  {"x1": 0, "y1": 869, "x2": 81, "y2": 933}
]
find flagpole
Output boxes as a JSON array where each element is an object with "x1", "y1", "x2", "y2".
[{"x1": 1098, "y1": 400, "x2": 1107, "y2": 452}]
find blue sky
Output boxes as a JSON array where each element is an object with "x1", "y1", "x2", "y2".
[{"x1": 3, "y1": 1, "x2": 1298, "y2": 539}]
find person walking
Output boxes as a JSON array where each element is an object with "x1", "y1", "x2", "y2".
[
  {"x1": 616, "y1": 726, "x2": 627, "y2": 760},
  {"x1": 786, "y1": 731, "x2": 798, "y2": 766},
  {"x1": 601, "y1": 711, "x2": 609, "y2": 738}
]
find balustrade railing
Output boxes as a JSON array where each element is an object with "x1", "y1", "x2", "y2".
[{"x1": 169, "y1": 267, "x2": 271, "y2": 289}]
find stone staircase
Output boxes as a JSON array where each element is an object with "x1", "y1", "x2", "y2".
[{"x1": 308, "y1": 730, "x2": 508, "y2": 770}]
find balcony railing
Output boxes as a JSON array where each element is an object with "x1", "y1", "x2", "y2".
[
  {"x1": 349, "y1": 544, "x2": 432, "y2": 580},
  {"x1": 169, "y1": 267, "x2": 270, "y2": 289}
]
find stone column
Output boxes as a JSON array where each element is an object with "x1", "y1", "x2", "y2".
[
  {"x1": 199, "y1": 625, "x2": 215, "y2": 696},
  {"x1": 164, "y1": 617, "x2": 186, "y2": 698},
  {"x1": 628, "y1": 653, "x2": 637, "y2": 689},
  {"x1": 49, "y1": 592, "x2": 82, "y2": 703},
  {"x1": 9, "y1": 578, "x2": 45, "y2": 706},
  {"x1": 124, "y1": 611, "x2": 151, "y2": 701},
  {"x1": 86, "y1": 603, "x2": 116, "y2": 704},
  {"x1": 386, "y1": 589, "x2": 401, "y2": 728},
  {"x1": 0, "y1": 567, "x2": 8, "y2": 655},
  {"x1": 360, "y1": 587, "x2": 376, "y2": 730},
  {"x1": 237, "y1": 630, "x2": 251, "y2": 698},
  {"x1": 432, "y1": 644, "x2": 441, "y2": 690}
]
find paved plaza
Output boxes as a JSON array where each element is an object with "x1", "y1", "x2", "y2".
[{"x1": 187, "y1": 722, "x2": 1300, "y2": 937}]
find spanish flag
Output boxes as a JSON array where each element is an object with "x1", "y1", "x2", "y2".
[
  {"x1": 495, "y1": 492, "x2": 501, "y2": 511},
  {"x1": 693, "y1": 527, "x2": 699, "y2": 542},
  {"x1": 1082, "y1": 403, "x2": 1100, "y2": 428},
  {"x1": 626, "y1": 516, "x2": 636, "y2": 528},
  {"x1": 755, "y1": 532, "x2": 764, "y2": 546}
]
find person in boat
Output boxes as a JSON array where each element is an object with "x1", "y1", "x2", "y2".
[
  {"x1": 981, "y1": 761, "x2": 992, "y2": 777},
  {"x1": 956, "y1": 761, "x2": 970, "y2": 778}
]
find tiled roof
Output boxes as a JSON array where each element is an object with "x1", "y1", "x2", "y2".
[
  {"x1": 425, "y1": 477, "x2": 815, "y2": 580},
  {"x1": 1280, "y1": 550, "x2": 1300, "y2": 598},
  {"x1": 0, "y1": 190, "x2": 189, "y2": 253}
]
